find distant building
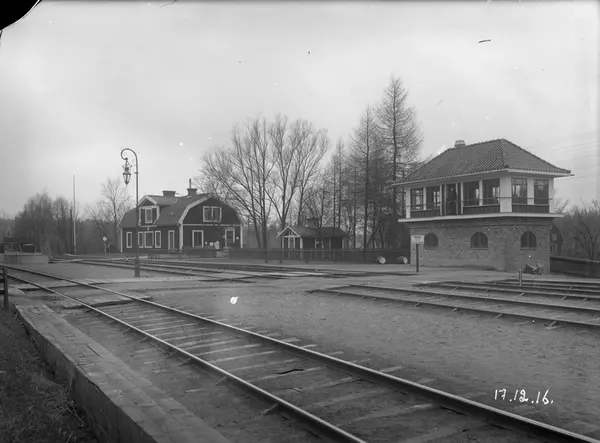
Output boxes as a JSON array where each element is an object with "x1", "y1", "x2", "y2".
[
  {"x1": 393, "y1": 139, "x2": 572, "y2": 271},
  {"x1": 277, "y1": 226, "x2": 348, "y2": 250},
  {"x1": 118, "y1": 184, "x2": 243, "y2": 252}
]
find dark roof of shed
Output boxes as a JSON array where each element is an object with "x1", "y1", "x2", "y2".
[
  {"x1": 278, "y1": 226, "x2": 348, "y2": 239},
  {"x1": 395, "y1": 139, "x2": 571, "y2": 185},
  {"x1": 118, "y1": 193, "x2": 210, "y2": 229}
]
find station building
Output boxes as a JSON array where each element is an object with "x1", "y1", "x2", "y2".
[
  {"x1": 393, "y1": 139, "x2": 572, "y2": 272},
  {"x1": 118, "y1": 184, "x2": 243, "y2": 252}
]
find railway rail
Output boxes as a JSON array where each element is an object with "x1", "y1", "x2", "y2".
[
  {"x1": 3, "y1": 264, "x2": 599, "y2": 442},
  {"x1": 55, "y1": 255, "x2": 388, "y2": 279},
  {"x1": 416, "y1": 280, "x2": 600, "y2": 300},
  {"x1": 308, "y1": 284, "x2": 600, "y2": 330},
  {"x1": 51, "y1": 257, "x2": 286, "y2": 282}
]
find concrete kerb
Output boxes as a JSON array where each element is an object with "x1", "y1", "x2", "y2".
[{"x1": 15, "y1": 304, "x2": 232, "y2": 443}]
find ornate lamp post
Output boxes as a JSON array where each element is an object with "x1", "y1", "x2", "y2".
[{"x1": 120, "y1": 148, "x2": 140, "y2": 277}]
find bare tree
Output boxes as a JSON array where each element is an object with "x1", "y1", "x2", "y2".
[
  {"x1": 13, "y1": 190, "x2": 54, "y2": 253},
  {"x1": 294, "y1": 127, "x2": 330, "y2": 225},
  {"x1": 52, "y1": 197, "x2": 72, "y2": 254},
  {"x1": 200, "y1": 116, "x2": 275, "y2": 249},
  {"x1": 552, "y1": 188, "x2": 570, "y2": 213},
  {"x1": 267, "y1": 114, "x2": 295, "y2": 231},
  {"x1": 86, "y1": 177, "x2": 132, "y2": 252},
  {"x1": 351, "y1": 105, "x2": 381, "y2": 252},
  {"x1": 568, "y1": 200, "x2": 600, "y2": 260}
]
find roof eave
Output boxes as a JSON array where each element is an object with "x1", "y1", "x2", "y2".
[{"x1": 393, "y1": 168, "x2": 572, "y2": 186}]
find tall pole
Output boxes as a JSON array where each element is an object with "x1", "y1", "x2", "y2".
[
  {"x1": 121, "y1": 148, "x2": 141, "y2": 278},
  {"x1": 135, "y1": 154, "x2": 140, "y2": 277},
  {"x1": 73, "y1": 174, "x2": 77, "y2": 255}
]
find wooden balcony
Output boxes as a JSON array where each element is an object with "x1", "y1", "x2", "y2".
[
  {"x1": 512, "y1": 204, "x2": 550, "y2": 213},
  {"x1": 406, "y1": 196, "x2": 553, "y2": 219}
]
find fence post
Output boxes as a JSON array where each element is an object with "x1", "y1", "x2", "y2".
[{"x1": 2, "y1": 267, "x2": 8, "y2": 311}]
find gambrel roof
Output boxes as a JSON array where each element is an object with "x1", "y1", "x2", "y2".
[{"x1": 118, "y1": 193, "x2": 211, "y2": 228}]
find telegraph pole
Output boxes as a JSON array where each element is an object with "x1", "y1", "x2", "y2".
[{"x1": 73, "y1": 174, "x2": 77, "y2": 255}]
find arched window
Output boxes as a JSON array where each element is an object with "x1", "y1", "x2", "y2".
[
  {"x1": 424, "y1": 233, "x2": 439, "y2": 249},
  {"x1": 521, "y1": 231, "x2": 537, "y2": 249},
  {"x1": 470, "y1": 232, "x2": 488, "y2": 249}
]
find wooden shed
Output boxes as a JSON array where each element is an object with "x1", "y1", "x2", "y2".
[{"x1": 277, "y1": 226, "x2": 348, "y2": 250}]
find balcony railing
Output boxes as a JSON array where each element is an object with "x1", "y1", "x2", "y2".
[{"x1": 408, "y1": 196, "x2": 552, "y2": 218}]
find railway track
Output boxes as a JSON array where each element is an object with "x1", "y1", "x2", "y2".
[
  {"x1": 416, "y1": 280, "x2": 600, "y2": 300},
  {"x1": 501, "y1": 278, "x2": 600, "y2": 290},
  {"x1": 308, "y1": 284, "x2": 600, "y2": 330},
  {"x1": 55, "y1": 255, "x2": 387, "y2": 279},
  {"x1": 51, "y1": 257, "x2": 284, "y2": 282},
  {"x1": 3, "y1": 264, "x2": 597, "y2": 442}
]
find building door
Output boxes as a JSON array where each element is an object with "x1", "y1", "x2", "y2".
[
  {"x1": 168, "y1": 230, "x2": 175, "y2": 250},
  {"x1": 225, "y1": 229, "x2": 235, "y2": 247},
  {"x1": 447, "y1": 184, "x2": 457, "y2": 215}
]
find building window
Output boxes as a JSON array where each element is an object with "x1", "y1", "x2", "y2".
[
  {"x1": 512, "y1": 178, "x2": 527, "y2": 204},
  {"x1": 192, "y1": 230, "x2": 204, "y2": 247},
  {"x1": 470, "y1": 232, "x2": 488, "y2": 249},
  {"x1": 464, "y1": 181, "x2": 480, "y2": 206},
  {"x1": 521, "y1": 231, "x2": 537, "y2": 249},
  {"x1": 126, "y1": 232, "x2": 132, "y2": 248},
  {"x1": 424, "y1": 233, "x2": 438, "y2": 249},
  {"x1": 143, "y1": 208, "x2": 152, "y2": 224},
  {"x1": 410, "y1": 189, "x2": 424, "y2": 210},
  {"x1": 483, "y1": 179, "x2": 500, "y2": 205},
  {"x1": 138, "y1": 232, "x2": 144, "y2": 248},
  {"x1": 203, "y1": 206, "x2": 222, "y2": 222},
  {"x1": 154, "y1": 231, "x2": 161, "y2": 248},
  {"x1": 534, "y1": 179, "x2": 549, "y2": 205},
  {"x1": 145, "y1": 232, "x2": 153, "y2": 248},
  {"x1": 426, "y1": 187, "x2": 440, "y2": 210},
  {"x1": 168, "y1": 230, "x2": 175, "y2": 250}
]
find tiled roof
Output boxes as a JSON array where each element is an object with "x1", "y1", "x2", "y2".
[
  {"x1": 396, "y1": 139, "x2": 571, "y2": 184},
  {"x1": 279, "y1": 226, "x2": 348, "y2": 238},
  {"x1": 118, "y1": 193, "x2": 210, "y2": 229}
]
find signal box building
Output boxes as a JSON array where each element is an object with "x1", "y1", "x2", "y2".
[
  {"x1": 393, "y1": 139, "x2": 572, "y2": 271},
  {"x1": 118, "y1": 185, "x2": 243, "y2": 252}
]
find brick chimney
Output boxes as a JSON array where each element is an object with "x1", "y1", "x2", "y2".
[
  {"x1": 162, "y1": 190, "x2": 176, "y2": 197},
  {"x1": 186, "y1": 178, "x2": 197, "y2": 196},
  {"x1": 454, "y1": 140, "x2": 466, "y2": 148}
]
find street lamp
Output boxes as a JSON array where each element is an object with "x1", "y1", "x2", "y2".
[{"x1": 120, "y1": 148, "x2": 140, "y2": 277}]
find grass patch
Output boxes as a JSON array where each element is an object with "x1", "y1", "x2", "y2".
[{"x1": 0, "y1": 307, "x2": 97, "y2": 443}]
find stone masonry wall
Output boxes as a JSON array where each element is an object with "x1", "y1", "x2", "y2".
[{"x1": 409, "y1": 217, "x2": 552, "y2": 272}]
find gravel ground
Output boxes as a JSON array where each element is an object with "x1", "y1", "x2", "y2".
[
  {"x1": 149, "y1": 278, "x2": 600, "y2": 435},
  {"x1": 10, "y1": 262, "x2": 600, "y2": 437}
]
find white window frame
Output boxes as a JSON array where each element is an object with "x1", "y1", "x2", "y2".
[
  {"x1": 144, "y1": 208, "x2": 154, "y2": 224},
  {"x1": 138, "y1": 232, "x2": 144, "y2": 248},
  {"x1": 168, "y1": 230, "x2": 175, "y2": 250},
  {"x1": 225, "y1": 228, "x2": 235, "y2": 246},
  {"x1": 203, "y1": 206, "x2": 222, "y2": 223},
  {"x1": 126, "y1": 232, "x2": 132, "y2": 248},
  {"x1": 145, "y1": 231, "x2": 153, "y2": 248},
  {"x1": 154, "y1": 231, "x2": 162, "y2": 248},
  {"x1": 192, "y1": 230, "x2": 204, "y2": 247}
]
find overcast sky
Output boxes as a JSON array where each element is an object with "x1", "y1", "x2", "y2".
[{"x1": 0, "y1": 0, "x2": 597, "y2": 217}]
